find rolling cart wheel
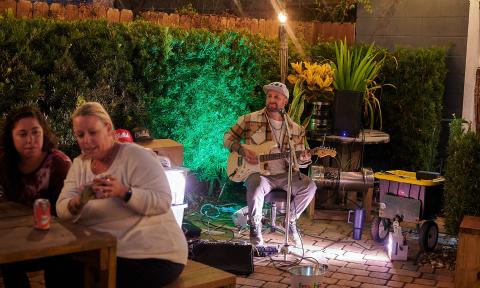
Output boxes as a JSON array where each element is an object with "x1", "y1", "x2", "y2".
[
  {"x1": 419, "y1": 220, "x2": 438, "y2": 252},
  {"x1": 370, "y1": 216, "x2": 390, "y2": 243}
]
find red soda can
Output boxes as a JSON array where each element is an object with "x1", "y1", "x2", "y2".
[{"x1": 33, "y1": 198, "x2": 51, "y2": 230}]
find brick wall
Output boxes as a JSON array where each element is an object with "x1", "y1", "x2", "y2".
[{"x1": 0, "y1": 0, "x2": 354, "y2": 45}]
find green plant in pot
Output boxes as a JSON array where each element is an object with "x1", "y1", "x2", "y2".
[{"x1": 332, "y1": 39, "x2": 386, "y2": 135}]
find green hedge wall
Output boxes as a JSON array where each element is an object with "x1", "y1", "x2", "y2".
[
  {"x1": 0, "y1": 16, "x2": 277, "y2": 182},
  {"x1": 0, "y1": 15, "x2": 448, "y2": 184},
  {"x1": 381, "y1": 47, "x2": 447, "y2": 171}
]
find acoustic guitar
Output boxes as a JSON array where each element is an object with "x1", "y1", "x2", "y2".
[{"x1": 226, "y1": 141, "x2": 336, "y2": 182}]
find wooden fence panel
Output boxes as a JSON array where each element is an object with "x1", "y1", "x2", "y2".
[
  {"x1": 16, "y1": 0, "x2": 32, "y2": 18},
  {"x1": 33, "y1": 1, "x2": 48, "y2": 18},
  {"x1": 0, "y1": 0, "x2": 355, "y2": 45}
]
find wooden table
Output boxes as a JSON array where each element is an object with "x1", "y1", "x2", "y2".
[
  {"x1": 0, "y1": 201, "x2": 117, "y2": 288},
  {"x1": 165, "y1": 260, "x2": 236, "y2": 288}
]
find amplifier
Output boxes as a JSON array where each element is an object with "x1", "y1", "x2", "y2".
[{"x1": 188, "y1": 240, "x2": 254, "y2": 275}]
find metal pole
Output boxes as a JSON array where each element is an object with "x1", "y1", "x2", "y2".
[{"x1": 279, "y1": 24, "x2": 288, "y2": 84}]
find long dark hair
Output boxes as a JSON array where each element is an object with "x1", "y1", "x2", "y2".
[{"x1": 0, "y1": 105, "x2": 59, "y2": 198}]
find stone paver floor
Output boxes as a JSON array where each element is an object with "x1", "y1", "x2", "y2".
[
  {"x1": 0, "y1": 216, "x2": 456, "y2": 288},
  {"x1": 226, "y1": 217, "x2": 456, "y2": 288}
]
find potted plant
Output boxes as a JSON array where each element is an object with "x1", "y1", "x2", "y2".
[
  {"x1": 331, "y1": 39, "x2": 387, "y2": 135},
  {"x1": 286, "y1": 61, "x2": 334, "y2": 130}
]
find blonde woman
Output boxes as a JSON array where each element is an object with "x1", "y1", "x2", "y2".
[{"x1": 57, "y1": 102, "x2": 187, "y2": 287}]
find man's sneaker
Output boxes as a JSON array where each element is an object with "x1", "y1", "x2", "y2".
[
  {"x1": 249, "y1": 222, "x2": 264, "y2": 246},
  {"x1": 288, "y1": 221, "x2": 302, "y2": 247}
]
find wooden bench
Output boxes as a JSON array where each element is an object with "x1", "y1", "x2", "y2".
[{"x1": 165, "y1": 260, "x2": 236, "y2": 288}]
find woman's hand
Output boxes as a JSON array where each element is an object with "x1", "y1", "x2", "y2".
[
  {"x1": 92, "y1": 175, "x2": 129, "y2": 200},
  {"x1": 67, "y1": 195, "x2": 84, "y2": 215}
]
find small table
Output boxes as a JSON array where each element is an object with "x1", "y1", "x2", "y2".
[
  {"x1": 324, "y1": 129, "x2": 390, "y2": 170},
  {"x1": 0, "y1": 201, "x2": 117, "y2": 288},
  {"x1": 308, "y1": 129, "x2": 389, "y2": 221}
]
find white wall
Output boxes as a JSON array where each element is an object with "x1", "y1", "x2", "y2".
[{"x1": 463, "y1": 0, "x2": 479, "y2": 130}]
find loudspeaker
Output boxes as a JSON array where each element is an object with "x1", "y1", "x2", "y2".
[
  {"x1": 188, "y1": 240, "x2": 254, "y2": 275},
  {"x1": 333, "y1": 90, "x2": 363, "y2": 137}
]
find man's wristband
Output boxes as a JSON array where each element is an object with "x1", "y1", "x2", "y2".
[{"x1": 123, "y1": 189, "x2": 132, "y2": 202}]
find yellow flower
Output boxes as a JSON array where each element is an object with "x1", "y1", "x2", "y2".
[
  {"x1": 291, "y1": 62, "x2": 303, "y2": 75},
  {"x1": 287, "y1": 74, "x2": 298, "y2": 84},
  {"x1": 287, "y1": 60, "x2": 335, "y2": 94}
]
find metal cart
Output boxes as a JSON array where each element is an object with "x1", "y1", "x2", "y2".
[{"x1": 370, "y1": 170, "x2": 444, "y2": 252}]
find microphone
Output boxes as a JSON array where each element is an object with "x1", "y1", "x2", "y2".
[{"x1": 279, "y1": 109, "x2": 286, "y2": 116}]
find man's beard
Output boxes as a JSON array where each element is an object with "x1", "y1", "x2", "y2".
[{"x1": 266, "y1": 106, "x2": 281, "y2": 113}]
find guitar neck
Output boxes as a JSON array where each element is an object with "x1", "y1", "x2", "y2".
[{"x1": 259, "y1": 148, "x2": 317, "y2": 162}]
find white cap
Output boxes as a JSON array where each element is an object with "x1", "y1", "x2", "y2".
[{"x1": 263, "y1": 82, "x2": 289, "y2": 99}]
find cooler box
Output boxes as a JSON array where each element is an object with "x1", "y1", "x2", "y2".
[
  {"x1": 139, "y1": 139, "x2": 184, "y2": 167},
  {"x1": 171, "y1": 203, "x2": 188, "y2": 227},
  {"x1": 165, "y1": 167, "x2": 189, "y2": 205},
  {"x1": 374, "y1": 170, "x2": 444, "y2": 221}
]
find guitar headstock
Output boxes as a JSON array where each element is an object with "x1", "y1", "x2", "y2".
[{"x1": 314, "y1": 147, "x2": 337, "y2": 158}]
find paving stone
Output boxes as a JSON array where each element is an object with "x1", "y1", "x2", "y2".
[
  {"x1": 322, "y1": 277, "x2": 339, "y2": 284},
  {"x1": 368, "y1": 271, "x2": 392, "y2": 280},
  {"x1": 401, "y1": 263, "x2": 419, "y2": 271},
  {"x1": 420, "y1": 273, "x2": 454, "y2": 282},
  {"x1": 389, "y1": 268, "x2": 421, "y2": 277},
  {"x1": 331, "y1": 272, "x2": 354, "y2": 281},
  {"x1": 436, "y1": 281, "x2": 454, "y2": 287},
  {"x1": 413, "y1": 278, "x2": 436, "y2": 285},
  {"x1": 365, "y1": 260, "x2": 388, "y2": 267},
  {"x1": 337, "y1": 279, "x2": 362, "y2": 287},
  {"x1": 327, "y1": 258, "x2": 349, "y2": 267},
  {"x1": 353, "y1": 275, "x2": 388, "y2": 285},
  {"x1": 336, "y1": 267, "x2": 370, "y2": 276},
  {"x1": 236, "y1": 277, "x2": 265, "y2": 286},
  {"x1": 386, "y1": 280, "x2": 405, "y2": 287},
  {"x1": 417, "y1": 265, "x2": 435, "y2": 273},
  {"x1": 258, "y1": 265, "x2": 285, "y2": 274},
  {"x1": 346, "y1": 262, "x2": 367, "y2": 270},
  {"x1": 404, "y1": 284, "x2": 436, "y2": 288},
  {"x1": 360, "y1": 283, "x2": 389, "y2": 288},
  {"x1": 391, "y1": 274, "x2": 414, "y2": 283},
  {"x1": 262, "y1": 281, "x2": 288, "y2": 288},
  {"x1": 343, "y1": 245, "x2": 366, "y2": 253},
  {"x1": 366, "y1": 265, "x2": 389, "y2": 272},
  {"x1": 336, "y1": 255, "x2": 367, "y2": 264}
]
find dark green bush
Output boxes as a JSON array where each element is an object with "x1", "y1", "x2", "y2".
[
  {"x1": 0, "y1": 16, "x2": 277, "y2": 184},
  {"x1": 443, "y1": 118, "x2": 480, "y2": 235},
  {"x1": 381, "y1": 47, "x2": 448, "y2": 171}
]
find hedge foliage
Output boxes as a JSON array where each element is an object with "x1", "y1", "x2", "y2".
[
  {"x1": 0, "y1": 16, "x2": 448, "y2": 185},
  {"x1": 443, "y1": 118, "x2": 480, "y2": 235},
  {"x1": 308, "y1": 43, "x2": 448, "y2": 172},
  {"x1": 0, "y1": 16, "x2": 277, "y2": 182}
]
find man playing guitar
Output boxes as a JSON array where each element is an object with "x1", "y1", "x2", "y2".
[{"x1": 223, "y1": 82, "x2": 317, "y2": 247}]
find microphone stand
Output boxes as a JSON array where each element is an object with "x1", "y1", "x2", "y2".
[
  {"x1": 280, "y1": 110, "x2": 300, "y2": 259},
  {"x1": 273, "y1": 110, "x2": 319, "y2": 265}
]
